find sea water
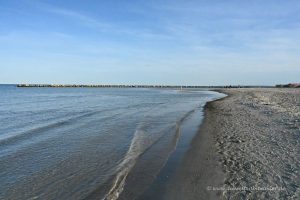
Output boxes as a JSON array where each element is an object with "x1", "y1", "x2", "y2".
[{"x1": 0, "y1": 85, "x2": 224, "y2": 200}]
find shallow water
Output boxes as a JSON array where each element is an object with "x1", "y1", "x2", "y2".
[{"x1": 0, "y1": 85, "x2": 223, "y2": 200}]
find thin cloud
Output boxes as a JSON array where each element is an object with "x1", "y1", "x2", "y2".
[
  {"x1": 44, "y1": 5, "x2": 172, "y2": 40},
  {"x1": 47, "y1": 7, "x2": 112, "y2": 30}
]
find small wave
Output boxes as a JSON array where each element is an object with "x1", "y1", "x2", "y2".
[
  {"x1": 103, "y1": 108, "x2": 197, "y2": 200},
  {"x1": 103, "y1": 126, "x2": 155, "y2": 200},
  {"x1": 178, "y1": 109, "x2": 196, "y2": 123}
]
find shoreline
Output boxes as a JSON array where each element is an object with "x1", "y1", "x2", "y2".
[
  {"x1": 151, "y1": 91, "x2": 227, "y2": 200},
  {"x1": 91, "y1": 91, "x2": 225, "y2": 200},
  {"x1": 114, "y1": 91, "x2": 225, "y2": 200},
  {"x1": 108, "y1": 91, "x2": 225, "y2": 200},
  {"x1": 163, "y1": 88, "x2": 299, "y2": 200}
]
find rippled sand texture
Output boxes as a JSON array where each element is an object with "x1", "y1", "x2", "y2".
[{"x1": 215, "y1": 89, "x2": 300, "y2": 199}]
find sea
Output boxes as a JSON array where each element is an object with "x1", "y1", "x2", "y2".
[{"x1": 0, "y1": 84, "x2": 224, "y2": 200}]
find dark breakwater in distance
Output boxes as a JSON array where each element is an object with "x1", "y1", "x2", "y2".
[
  {"x1": 0, "y1": 85, "x2": 225, "y2": 200},
  {"x1": 16, "y1": 83, "x2": 275, "y2": 88}
]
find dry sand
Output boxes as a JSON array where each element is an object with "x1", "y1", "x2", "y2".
[{"x1": 162, "y1": 88, "x2": 300, "y2": 200}]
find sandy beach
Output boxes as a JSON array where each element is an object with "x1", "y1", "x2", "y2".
[{"x1": 160, "y1": 88, "x2": 300, "y2": 200}]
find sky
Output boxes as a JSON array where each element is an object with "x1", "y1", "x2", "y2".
[{"x1": 0, "y1": 0, "x2": 299, "y2": 85}]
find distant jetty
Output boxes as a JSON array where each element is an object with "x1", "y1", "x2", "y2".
[
  {"x1": 16, "y1": 84, "x2": 213, "y2": 88},
  {"x1": 16, "y1": 84, "x2": 273, "y2": 88}
]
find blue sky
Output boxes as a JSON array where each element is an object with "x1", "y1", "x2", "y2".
[{"x1": 0, "y1": 0, "x2": 299, "y2": 85}]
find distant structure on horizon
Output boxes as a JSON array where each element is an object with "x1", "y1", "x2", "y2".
[
  {"x1": 16, "y1": 84, "x2": 223, "y2": 88},
  {"x1": 16, "y1": 84, "x2": 274, "y2": 88},
  {"x1": 275, "y1": 83, "x2": 300, "y2": 88}
]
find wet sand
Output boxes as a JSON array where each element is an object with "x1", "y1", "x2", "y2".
[{"x1": 162, "y1": 88, "x2": 300, "y2": 200}]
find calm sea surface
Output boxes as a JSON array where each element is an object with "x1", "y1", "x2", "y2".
[{"x1": 0, "y1": 85, "x2": 224, "y2": 200}]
